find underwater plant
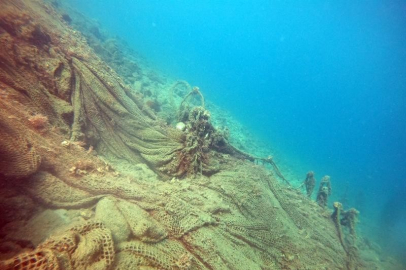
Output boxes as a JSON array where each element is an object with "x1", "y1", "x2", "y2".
[
  {"x1": 316, "y1": 175, "x2": 332, "y2": 208},
  {"x1": 299, "y1": 171, "x2": 316, "y2": 197},
  {"x1": 341, "y1": 208, "x2": 360, "y2": 238},
  {"x1": 176, "y1": 106, "x2": 217, "y2": 176},
  {"x1": 332, "y1": 202, "x2": 361, "y2": 269}
]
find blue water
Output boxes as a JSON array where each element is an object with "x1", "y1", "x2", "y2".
[{"x1": 71, "y1": 0, "x2": 406, "y2": 258}]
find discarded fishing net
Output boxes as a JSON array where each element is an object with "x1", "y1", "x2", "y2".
[
  {"x1": 0, "y1": 112, "x2": 41, "y2": 179},
  {"x1": 0, "y1": 221, "x2": 114, "y2": 270},
  {"x1": 0, "y1": 0, "x2": 394, "y2": 270}
]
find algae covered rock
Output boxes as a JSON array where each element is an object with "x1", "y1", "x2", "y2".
[{"x1": 95, "y1": 197, "x2": 131, "y2": 243}]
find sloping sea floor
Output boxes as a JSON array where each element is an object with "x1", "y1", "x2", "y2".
[{"x1": 0, "y1": 0, "x2": 404, "y2": 269}]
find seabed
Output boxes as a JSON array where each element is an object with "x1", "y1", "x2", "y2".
[{"x1": 0, "y1": 1, "x2": 403, "y2": 269}]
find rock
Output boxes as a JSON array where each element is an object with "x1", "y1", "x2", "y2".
[
  {"x1": 5, "y1": 209, "x2": 70, "y2": 246},
  {"x1": 95, "y1": 197, "x2": 130, "y2": 243},
  {"x1": 117, "y1": 200, "x2": 167, "y2": 243}
]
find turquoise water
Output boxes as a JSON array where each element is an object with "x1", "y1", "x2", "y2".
[{"x1": 70, "y1": 0, "x2": 406, "y2": 259}]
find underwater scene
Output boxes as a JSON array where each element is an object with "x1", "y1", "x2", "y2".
[{"x1": 0, "y1": 0, "x2": 405, "y2": 269}]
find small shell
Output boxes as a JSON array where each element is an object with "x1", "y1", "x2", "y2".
[
  {"x1": 176, "y1": 122, "x2": 186, "y2": 131},
  {"x1": 61, "y1": 140, "x2": 70, "y2": 147}
]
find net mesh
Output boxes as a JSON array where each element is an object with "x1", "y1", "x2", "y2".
[
  {"x1": 0, "y1": 0, "x2": 391, "y2": 269},
  {"x1": 0, "y1": 113, "x2": 41, "y2": 178},
  {"x1": 1, "y1": 221, "x2": 114, "y2": 270}
]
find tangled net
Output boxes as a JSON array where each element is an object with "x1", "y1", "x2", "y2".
[{"x1": 0, "y1": 1, "x2": 370, "y2": 270}]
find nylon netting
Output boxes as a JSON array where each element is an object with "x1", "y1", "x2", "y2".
[{"x1": 0, "y1": 1, "x2": 366, "y2": 269}]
